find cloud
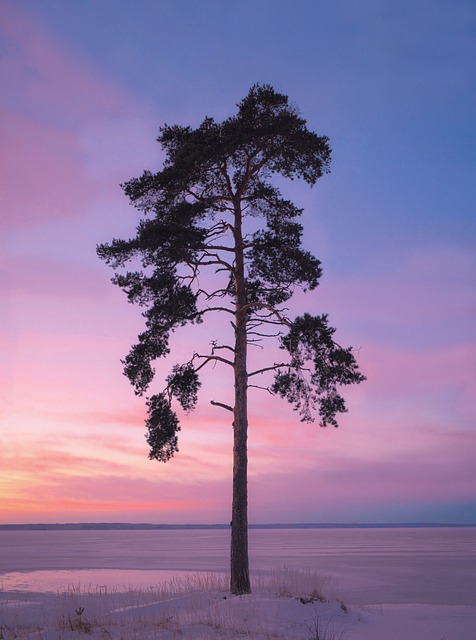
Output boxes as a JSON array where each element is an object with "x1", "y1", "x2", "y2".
[
  {"x1": 0, "y1": 3, "x2": 125, "y2": 126},
  {"x1": 0, "y1": 443, "x2": 233, "y2": 523},
  {"x1": 0, "y1": 109, "x2": 92, "y2": 230},
  {"x1": 0, "y1": 252, "x2": 110, "y2": 299},
  {"x1": 1, "y1": 1, "x2": 474, "y2": 526},
  {"x1": 2, "y1": 392, "x2": 474, "y2": 524},
  {"x1": 247, "y1": 427, "x2": 476, "y2": 522},
  {"x1": 356, "y1": 342, "x2": 476, "y2": 424},
  {"x1": 0, "y1": 3, "x2": 159, "y2": 232},
  {"x1": 314, "y1": 245, "x2": 475, "y2": 348}
]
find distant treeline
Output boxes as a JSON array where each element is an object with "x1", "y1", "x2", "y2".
[{"x1": 0, "y1": 522, "x2": 473, "y2": 531}]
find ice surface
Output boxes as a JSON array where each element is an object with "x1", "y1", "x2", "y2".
[
  {"x1": 1, "y1": 527, "x2": 474, "y2": 604},
  {"x1": 1, "y1": 528, "x2": 475, "y2": 639}
]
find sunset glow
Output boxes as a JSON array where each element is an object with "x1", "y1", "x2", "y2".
[{"x1": 1, "y1": 0, "x2": 475, "y2": 525}]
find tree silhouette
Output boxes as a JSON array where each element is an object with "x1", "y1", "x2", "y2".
[{"x1": 97, "y1": 84, "x2": 365, "y2": 594}]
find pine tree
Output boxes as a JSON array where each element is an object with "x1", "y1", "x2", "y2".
[{"x1": 97, "y1": 84, "x2": 365, "y2": 594}]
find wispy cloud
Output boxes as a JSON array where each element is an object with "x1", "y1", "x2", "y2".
[{"x1": 1, "y1": 0, "x2": 474, "y2": 524}]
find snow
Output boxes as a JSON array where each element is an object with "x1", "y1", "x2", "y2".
[
  {"x1": 1, "y1": 528, "x2": 475, "y2": 638},
  {"x1": 1, "y1": 570, "x2": 475, "y2": 639}
]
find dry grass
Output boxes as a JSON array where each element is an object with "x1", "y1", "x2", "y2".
[
  {"x1": 0, "y1": 569, "x2": 347, "y2": 640},
  {"x1": 262, "y1": 566, "x2": 334, "y2": 600}
]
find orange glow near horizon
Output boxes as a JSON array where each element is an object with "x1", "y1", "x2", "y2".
[{"x1": 1, "y1": 0, "x2": 475, "y2": 525}]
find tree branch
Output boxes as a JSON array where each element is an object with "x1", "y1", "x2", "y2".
[
  {"x1": 190, "y1": 254, "x2": 234, "y2": 271},
  {"x1": 211, "y1": 341, "x2": 235, "y2": 354},
  {"x1": 197, "y1": 287, "x2": 231, "y2": 300},
  {"x1": 248, "y1": 384, "x2": 273, "y2": 394},
  {"x1": 242, "y1": 301, "x2": 290, "y2": 317},
  {"x1": 200, "y1": 306, "x2": 235, "y2": 315},
  {"x1": 193, "y1": 353, "x2": 235, "y2": 369},
  {"x1": 206, "y1": 220, "x2": 235, "y2": 237},
  {"x1": 248, "y1": 362, "x2": 291, "y2": 378},
  {"x1": 204, "y1": 244, "x2": 235, "y2": 252},
  {"x1": 220, "y1": 161, "x2": 236, "y2": 200},
  {"x1": 210, "y1": 400, "x2": 234, "y2": 412}
]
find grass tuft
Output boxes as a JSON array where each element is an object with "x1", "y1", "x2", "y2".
[{"x1": 0, "y1": 568, "x2": 347, "y2": 639}]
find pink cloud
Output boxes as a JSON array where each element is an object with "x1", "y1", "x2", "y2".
[
  {"x1": 0, "y1": 109, "x2": 92, "y2": 229},
  {"x1": 247, "y1": 430, "x2": 476, "y2": 522},
  {"x1": 2, "y1": 406, "x2": 474, "y2": 524},
  {"x1": 1, "y1": 449, "x2": 128, "y2": 480},
  {"x1": 0, "y1": 3, "x2": 125, "y2": 124},
  {"x1": 0, "y1": 3, "x2": 157, "y2": 232},
  {"x1": 309, "y1": 245, "x2": 475, "y2": 348},
  {"x1": 2, "y1": 268, "x2": 472, "y2": 523},
  {"x1": 356, "y1": 342, "x2": 476, "y2": 429},
  {"x1": 0, "y1": 451, "x2": 233, "y2": 523},
  {"x1": 1, "y1": 4, "x2": 473, "y2": 525},
  {"x1": 0, "y1": 251, "x2": 109, "y2": 298},
  {"x1": 360, "y1": 343, "x2": 475, "y2": 395}
]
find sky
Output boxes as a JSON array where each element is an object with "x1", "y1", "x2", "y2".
[{"x1": 1, "y1": 0, "x2": 475, "y2": 525}]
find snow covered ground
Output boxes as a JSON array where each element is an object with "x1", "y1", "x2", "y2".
[
  {"x1": 1, "y1": 528, "x2": 475, "y2": 638},
  {"x1": 1, "y1": 568, "x2": 475, "y2": 639}
]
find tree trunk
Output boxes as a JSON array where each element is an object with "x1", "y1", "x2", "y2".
[{"x1": 230, "y1": 201, "x2": 251, "y2": 595}]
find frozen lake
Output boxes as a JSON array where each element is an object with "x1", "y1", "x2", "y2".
[{"x1": 1, "y1": 527, "x2": 475, "y2": 605}]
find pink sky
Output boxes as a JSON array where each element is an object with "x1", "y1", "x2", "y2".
[{"x1": 1, "y1": 1, "x2": 475, "y2": 524}]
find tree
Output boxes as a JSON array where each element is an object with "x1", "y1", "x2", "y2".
[{"x1": 97, "y1": 84, "x2": 365, "y2": 595}]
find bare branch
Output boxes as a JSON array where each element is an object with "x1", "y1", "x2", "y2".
[
  {"x1": 193, "y1": 353, "x2": 234, "y2": 369},
  {"x1": 248, "y1": 384, "x2": 273, "y2": 394},
  {"x1": 207, "y1": 220, "x2": 235, "y2": 235},
  {"x1": 204, "y1": 222, "x2": 235, "y2": 245},
  {"x1": 247, "y1": 329, "x2": 282, "y2": 339},
  {"x1": 247, "y1": 340, "x2": 264, "y2": 348},
  {"x1": 248, "y1": 362, "x2": 291, "y2": 378},
  {"x1": 197, "y1": 287, "x2": 231, "y2": 300},
  {"x1": 210, "y1": 400, "x2": 234, "y2": 412},
  {"x1": 211, "y1": 341, "x2": 235, "y2": 354},
  {"x1": 200, "y1": 306, "x2": 235, "y2": 315},
  {"x1": 190, "y1": 254, "x2": 234, "y2": 271},
  {"x1": 204, "y1": 244, "x2": 235, "y2": 253},
  {"x1": 220, "y1": 160, "x2": 236, "y2": 200},
  {"x1": 247, "y1": 317, "x2": 289, "y2": 327},
  {"x1": 244, "y1": 303, "x2": 291, "y2": 324},
  {"x1": 185, "y1": 188, "x2": 231, "y2": 204}
]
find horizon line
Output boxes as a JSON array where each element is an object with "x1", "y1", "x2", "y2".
[{"x1": 1, "y1": 522, "x2": 474, "y2": 530}]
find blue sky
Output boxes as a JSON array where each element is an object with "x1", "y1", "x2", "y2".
[{"x1": 1, "y1": 0, "x2": 475, "y2": 523}]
